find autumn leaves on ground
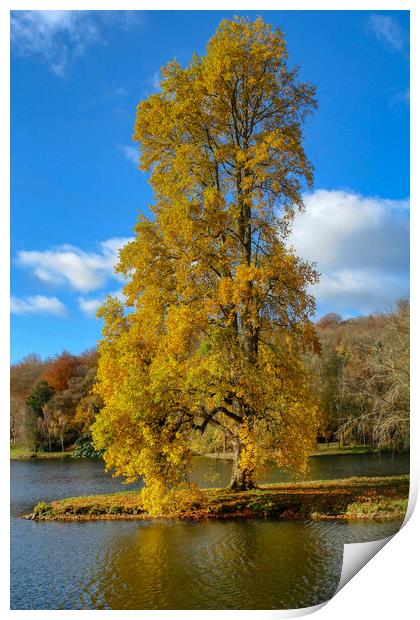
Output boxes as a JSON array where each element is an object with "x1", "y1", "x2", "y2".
[
  {"x1": 28, "y1": 476, "x2": 409, "y2": 523},
  {"x1": 13, "y1": 18, "x2": 409, "y2": 522}
]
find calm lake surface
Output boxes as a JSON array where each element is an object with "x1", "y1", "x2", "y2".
[{"x1": 11, "y1": 453, "x2": 408, "y2": 610}]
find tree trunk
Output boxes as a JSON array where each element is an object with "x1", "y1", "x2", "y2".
[{"x1": 228, "y1": 438, "x2": 256, "y2": 490}]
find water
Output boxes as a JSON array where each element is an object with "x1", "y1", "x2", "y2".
[
  {"x1": 191, "y1": 451, "x2": 410, "y2": 487},
  {"x1": 11, "y1": 454, "x2": 408, "y2": 610}
]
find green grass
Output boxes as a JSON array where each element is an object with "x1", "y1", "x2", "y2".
[
  {"x1": 309, "y1": 442, "x2": 374, "y2": 456},
  {"x1": 345, "y1": 498, "x2": 408, "y2": 519},
  {"x1": 10, "y1": 445, "x2": 74, "y2": 459},
  {"x1": 10, "y1": 441, "x2": 375, "y2": 461},
  {"x1": 205, "y1": 443, "x2": 374, "y2": 460},
  {"x1": 26, "y1": 474, "x2": 409, "y2": 522}
]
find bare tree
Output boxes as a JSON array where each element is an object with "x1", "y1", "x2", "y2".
[{"x1": 338, "y1": 299, "x2": 409, "y2": 451}]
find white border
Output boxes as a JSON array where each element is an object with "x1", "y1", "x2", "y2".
[{"x1": 2, "y1": 1, "x2": 417, "y2": 618}]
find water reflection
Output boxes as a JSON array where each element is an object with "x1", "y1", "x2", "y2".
[
  {"x1": 11, "y1": 457, "x2": 407, "y2": 610},
  {"x1": 15, "y1": 517, "x2": 399, "y2": 610},
  {"x1": 79, "y1": 519, "x2": 342, "y2": 609}
]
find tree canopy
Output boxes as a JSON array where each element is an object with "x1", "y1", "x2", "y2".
[
  {"x1": 91, "y1": 17, "x2": 322, "y2": 513},
  {"x1": 10, "y1": 349, "x2": 100, "y2": 453},
  {"x1": 43, "y1": 351, "x2": 80, "y2": 392}
]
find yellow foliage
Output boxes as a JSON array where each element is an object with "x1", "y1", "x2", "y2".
[
  {"x1": 91, "y1": 16, "x2": 321, "y2": 509},
  {"x1": 141, "y1": 482, "x2": 206, "y2": 517}
]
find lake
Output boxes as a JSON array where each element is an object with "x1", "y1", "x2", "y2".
[{"x1": 11, "y1": 453, "x2": 409, "y2": 610}]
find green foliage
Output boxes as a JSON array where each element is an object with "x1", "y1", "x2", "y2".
[
  {"x1": 73, "y1": 433, "x2": 105, "y2": 458},
  {"x1": 345, "y1": 498, "x2": 408, "y2": 519},
  {"x1": 26, "y1": 380, "x2": 54, "y2": 417},
  {"x1": 11, "y1": 348, "x2": 102, "y2": 454},
  {"x1": 33, "y1": 501, "x2": 52, "y2": 518},
  {"x1": 23, "y1": 380, "x2": 54, "y2": 450}
]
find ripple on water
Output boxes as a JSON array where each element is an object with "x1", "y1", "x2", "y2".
[
  {"x1": 11, "y1": 459, "x2": 406, "y2": 610},
  {"x1": 73, "y1": 518, "x2": 403, "y2": 610}
]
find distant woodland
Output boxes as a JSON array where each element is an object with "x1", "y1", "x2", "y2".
[{"x1": 10, "y1": 300, "x2": 409, "y2": 456}]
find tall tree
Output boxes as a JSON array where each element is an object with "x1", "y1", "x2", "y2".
[
  {"x1": 25, "y1": 380, "x2": 54, "y2": 450},
  {"x1": 26, "y1": 380, "x2": 54, "y2": 418},
  {"x1": 92, "y1": 17, "x2": 320, "y2": 511}
]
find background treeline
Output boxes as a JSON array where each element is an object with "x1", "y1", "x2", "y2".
[
  {"x1": 10, "y1": 348, "x2": 103, "y2": 456},
  {"x1": 10, "y1": 300, "x2": 409, "y2": 456},
  {"x1": 308, "y1": 298, "x2": 409, "y2": 451}
]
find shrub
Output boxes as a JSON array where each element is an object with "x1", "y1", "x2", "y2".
[
  {"x1": 73, "y1": 433, "x2": 104, "y2": 458},
  {"x1": 33, "y1": 501, "x2": 52, "y2": 517},
  {"x1": 141, "y1": 482, "x2": 206, "y2": 517}
]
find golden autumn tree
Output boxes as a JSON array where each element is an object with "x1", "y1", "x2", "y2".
[{"x1": 92, "y1": 17, "x2": 321, "y2": 512}]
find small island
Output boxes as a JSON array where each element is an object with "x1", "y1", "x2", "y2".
[{"x1": 28, "y1": 475, "x2": 408, "y2": 522}]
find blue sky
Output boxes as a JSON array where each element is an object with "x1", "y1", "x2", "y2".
[{"x1": 10, "y1": 10, "x2": 410, "y2": 363}]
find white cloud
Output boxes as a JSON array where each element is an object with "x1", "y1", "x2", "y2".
[
  {"x1": 151, "y1": 70, "x2": 161, "y2": 90},
  {"x1": 11, "y1": 10, "x2": 100, "y2": 77},
  {"x1": 369, "y1": 15, "x2": 406, "y2": 53},
  {"x1": 11, "y1": 295, "x2": 66, "y2": 316},
  {"x1": 288, "y1": 190, "x2": 409, "y2": 316},
  {"x1": 17, "y1": 237, "x2": 133, "y2": 293},
  {"x1": 315, "y1": 269, "x2": 407, "y2": 317},
  {"x1": 11, "y1": 10, "x2": 142, "y2": 77},
  {"x1": 78, "y1": 290, "x2": 125, "y2": 317},
  {"x1": 119, "y1": 145, "x2": 139, "y2": 166},
  {"x1": 78, "y1": 296, "x2": 103, "y2": 317}
]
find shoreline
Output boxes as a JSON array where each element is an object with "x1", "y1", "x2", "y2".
[
  {"x1": 25, "y1": 475, "x2": 409, "y2": 523},
  {"x1": 10, "y1": 449, "x2": 73, "y2": 460},
  {"x1": 204, "y1": 445, "x2": 376, "y2": 459},
  {"x1": 11, "y1": 443, "x2": 393, "y2": 461}
]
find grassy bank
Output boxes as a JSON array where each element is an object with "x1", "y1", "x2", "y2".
[
  {"x1": 26, "y1": 475, "x2": 409, "y2": 522},
  {"x1": 205, "y1": 443, "x2": 375, "y2": 460},
  {"x1": 11, "y1": 442, "x2": 377, "y2": 461},
  {"x1": 10, "y1": 446, "x2": 73, "y2": 459},
  {"x1": 309, "y1": 443, "x2": 375, "y2": 456}
]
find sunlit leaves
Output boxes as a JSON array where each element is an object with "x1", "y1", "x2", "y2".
[{"x1": 92, "y1": 16, "x2": 321, "y2": 510}]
